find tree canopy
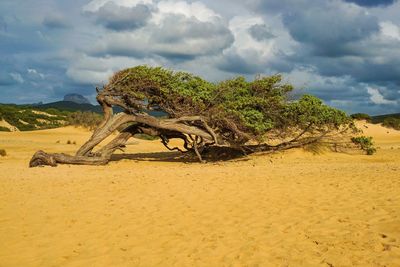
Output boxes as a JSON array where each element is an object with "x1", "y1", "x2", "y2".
[{"x1": 104, "y1": 66, "x2": 351, "y2": 144}]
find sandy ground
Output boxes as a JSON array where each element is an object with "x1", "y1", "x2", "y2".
[{"x1": 0, "y1": 122, "x2": 400, "y2": 267}]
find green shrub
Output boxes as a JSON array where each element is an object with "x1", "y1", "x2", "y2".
[
  {"x1": 382, "y1": 117, "x2": 400, "y2": 130},
  {"x1": 0, "y1": 126, "x2": 11, "y2": 132},
  {"x1": 42, "y1": 108, "x2": 70, "y2": 117},
  {"x1": 67, "y1": 111, "x2": 103, "y2": 130},
  {"x1": 351, "y1": 136, "x2": 376, "y2": 155},
  {"x1": 351, "y1": 113, "x2": 371, "y2": 122},
  {"x1": 0, "y1": 149, "x2": 6, "y2": 157},
  {"x1": 134, "y1": 133, "x2": 160, "y2": 140}
]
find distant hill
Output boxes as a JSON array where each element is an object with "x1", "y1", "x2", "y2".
[
  {"x1": 36, "y1": 101, "x2": 167, "y2": 117},
  {"x1": 37, "y1": 101, "x2": 102, "y2": 113},
  {"x1": 63, "y1": 94, "x2": 91, "y2": 104},
  {"x1": 371, "y1": 113, "x2": 400, "y2": 123}
]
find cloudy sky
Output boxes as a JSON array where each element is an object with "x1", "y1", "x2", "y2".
[{"x1": 1, "y1": 0, "x2": 400, "y2": 115}]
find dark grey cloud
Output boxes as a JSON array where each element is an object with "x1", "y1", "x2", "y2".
[
  {"x1": 0, "y1": 16, "x2": 7, "y2": 32},
  {"x1": 315, "y1": 89, "x2": 367, "y2": 103},
  {"x1": 218, "y1": 52, "x2": 263, "y2": 74},
  {"x1": 217, "y1": 50, "x2": 293, "y2": 75},
  {"x1": 282, "y1": 3, "x2": 380, "y2": 57},
  {"x1": 42, "y1": 15, "x2": 70, "y2": 29},
  {"x1": 89, "y1": 14, "x2": 234, "y2": 60},
  {"x1": 152, "y1": 14, "x2": 229, "y2": 43},
  {"x1": 0, "y1": 26, "x2": 53, "y2": 55},
  {"x1": 252, "y1": 0, "x2": 312, "y2": 14},
  {"x1": 0, "y1": 72, "x2": 19, "y2": 86},
  {"x1": 286, "y1": 26, "x2": 400, "y2": 86},
  {"x1": 299, "y1": 78, "x2": 399, "y2": 115},
  {"x1": 344, "y1": 0, "x2": 397, "y2": 7},
  {"x1": 150, "y1": 14, "x2": 234, "y2": 59},
  {"x1": 89, "y1": 2, "x2": 152, "y2": 31},
  {"x1": 248, "y1": 24, "x2": 275, "y2": 41}
]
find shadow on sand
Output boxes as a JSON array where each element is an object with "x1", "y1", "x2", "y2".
[{"x1": 110, "y1": 147, "x2": 251, "y2": 163}]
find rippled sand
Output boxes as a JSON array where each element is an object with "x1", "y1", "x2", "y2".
[{"x1": 1, "y1": 122, "x2": 399, "y2": 266}]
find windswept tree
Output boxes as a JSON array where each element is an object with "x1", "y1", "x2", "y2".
[{"x1": 30, "y1": 66, "x2": 360, "y2": 167}]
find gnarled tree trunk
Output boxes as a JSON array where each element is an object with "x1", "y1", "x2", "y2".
[{"x1": 30, "y1": 92, "x2": 219, "y2": 167}]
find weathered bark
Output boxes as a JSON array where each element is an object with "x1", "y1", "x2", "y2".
[
  {"x1": 76, "y1": 112, "x2": 130, "y2": 156},
  {"x1": 29, "y1": 151, "x2": 110, "y2": 167}
]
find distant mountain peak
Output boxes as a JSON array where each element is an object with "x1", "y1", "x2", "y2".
[{"x1": 63, "y1": 94, "x2": 90, "y2": 104}]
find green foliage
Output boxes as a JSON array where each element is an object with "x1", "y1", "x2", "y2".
[
  {"x1": 0, "y1": 126, "x2": 11, "y2": 132},
  {"x1": 107, "y1": 66, "x2": 215, "y2": 113},
  {"x1": 284, "y1": 95, "x2": 351, "y2": 129},
  {"x1": 67, "y1": 111, "x2": 103, "y2": 130},
  {"x1": 212, "y1": 75, "x2": 293, "y2": 135},
  {"x1": 351, "y1": 136, "x2": 376, "y2": 155},
  {"x1": 0, "y1": 149, "x2": 6, "y2": 157},
  {"x1": 134, "y1": 133, "x2": 160, "y2": 140},
  {"x1": 351, "y1": 113, "x2": 371, "y2": 122},
  {"x1": 382, "y1": 117, "x2": 400, "y2": 130}
]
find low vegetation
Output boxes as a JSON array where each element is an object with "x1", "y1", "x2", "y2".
[
  {"x1": 0, "y1": 149, "x2": 6, "y2": 157},
  {"x1": 66, "y1": 111, "x2": 103, "y2": 130},
  {"x1": 351, "y1": 136, "x2": 376, "y2": 155},
  {"x1": 371, "y1": 112, "x2": 400, "y2": 124},
  {"x1": 0, "y1": 104, "x2": 104, "y2": 131},
  {"x1": 0, "y1": 126, "x2": 10, "y2": 132},
  {"x1": 351, "y1": 113, "x2": 371, "y2": 122},
  {"x1": 133, "y1": 133, "x2": 160, "y2": 141},
  {"x1": 350, "y1": 112, "x2": 400, "y2": 132},
  {"x1": 66, "y1": 140, "x2": 77, "y2": 145},
  {"x1": 0, "y1": 104, "x2": 68, "y2": 131},
  {"x1": 382, "y1": 117, "x2": 400, "y2": 130}
]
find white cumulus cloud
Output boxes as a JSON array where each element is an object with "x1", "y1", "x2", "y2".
[{"x1": 367, "y1": 86, "x2": 397, "y2": 105}]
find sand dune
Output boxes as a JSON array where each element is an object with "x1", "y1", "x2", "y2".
[
  {"x1": 0, "y1": 119, "x2": 19, "y2": 132},
  {"x1": 1, "y1": 124, "x2": 400, "y2": 266}
]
